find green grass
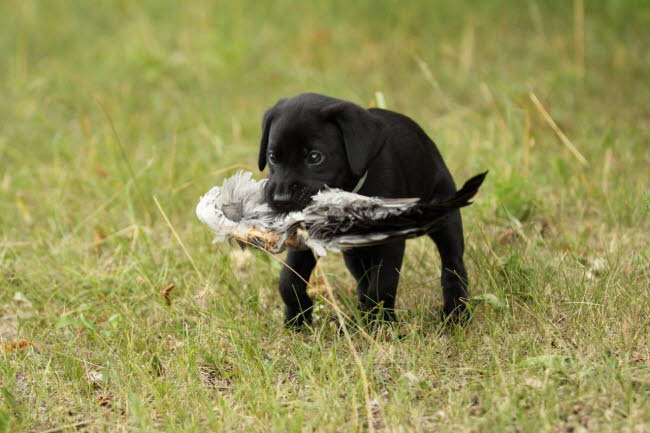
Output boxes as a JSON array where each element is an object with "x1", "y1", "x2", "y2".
[{"x1": 1, "y1": 0, "x2": 649, "y2": 431}]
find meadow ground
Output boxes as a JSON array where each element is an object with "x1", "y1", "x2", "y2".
[{"x1": 1, "y1": 1, "x2": 649, "y2": 432}]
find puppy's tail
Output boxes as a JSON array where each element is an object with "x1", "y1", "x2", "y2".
[
  {"x1": 433, "y1": 171, "x2": 488, "y2": 209},
  {"x1": 398, "y1": 170, "x2": 488, "y2": 223}
]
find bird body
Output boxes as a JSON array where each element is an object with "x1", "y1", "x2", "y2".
[{"x1": 197, "y1": 171, "x2": 486, "y2": 256}]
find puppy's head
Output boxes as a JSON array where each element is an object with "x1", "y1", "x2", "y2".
[{"x1": 258, "y1": 93, "x2": 383, "y2": 213}]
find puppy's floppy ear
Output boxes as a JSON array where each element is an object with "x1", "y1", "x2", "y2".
[
  {"x1": 258, "y1": 99, "x2": 286, "y2": 171},
  {"x1": 321, "y1": 101, "x2": 383, "y2": 177}
]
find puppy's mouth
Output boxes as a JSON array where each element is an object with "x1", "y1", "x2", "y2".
[
  {"x1": 268, "y1": 193, "x2": 315, "y2": 213},
  {"x1": 268, "y1": 201, "x2": 311, "y2": 214},
  {"x1": 265, "y1": 184, "x2": 318, "y2": 214}
]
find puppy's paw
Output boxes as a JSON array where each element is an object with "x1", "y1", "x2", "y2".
[
  {"x1": 284, "y1": 309, "x2": 312, "y2": 330},
  {"x1": 357, "y1": 299, "x2": 397, "y2": 323},
  {"x1": 441, "y1": 299, "x2": 471, "y2": 326},
  {"x1": 356, "y1": 306, "x2": 398, "y2": 333}
]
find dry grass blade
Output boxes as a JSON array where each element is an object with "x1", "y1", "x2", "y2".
[
  {"x1": 314, "y1": 265, "x2": 378, "y2": 433},
  {"x1": 529, "y1": 92, "x2": 588, "y2": 166},
  {"x1": 161, "y1": 283, "x2": 176, "y2": 306},
  {"x1": 153, "y1": 195, "x2": 204, "y2": 279},
  {"x1": 574, "y1": 0, "x2": 585, "y2": 77}
]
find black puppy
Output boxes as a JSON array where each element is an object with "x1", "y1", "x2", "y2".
[{"x1": 259, "y1": 93, "x2": 469, "y2": 326}]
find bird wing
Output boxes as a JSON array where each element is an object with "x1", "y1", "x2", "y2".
[{"x1": 306, "y1": 171, "x2": 488, "y2": 248}]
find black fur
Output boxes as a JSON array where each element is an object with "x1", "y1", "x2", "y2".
[{"x1": 259, "y1": 93, "x2": 470, "y2": 326}]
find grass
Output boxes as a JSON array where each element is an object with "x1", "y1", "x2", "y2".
[{"x1": 1, "y1": 0, "x2": 649, "y2": 431}]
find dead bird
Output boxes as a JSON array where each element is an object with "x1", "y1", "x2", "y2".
[{"x1": 196, "y1": 170, "x2": 487, "y2": 256}]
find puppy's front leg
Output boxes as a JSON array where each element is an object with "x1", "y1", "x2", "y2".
[
  {"x1": 344, "y1": 241, "x2": 405, "y2": 322},
  {"x1": 279, "y1": 249, "x2": 318, "y2": 327}
]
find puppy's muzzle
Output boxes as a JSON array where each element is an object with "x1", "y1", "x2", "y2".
[{"x1": 266, "y1": 182, "x2": 316, "y2": 213}]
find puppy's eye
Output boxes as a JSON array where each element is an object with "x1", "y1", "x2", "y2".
[
  {"x1": 306, "y1": 150, "x2": 325, "y2": 166},
  {"x1": 268, "y1": 151, "x2": 279, "y2": 165}
]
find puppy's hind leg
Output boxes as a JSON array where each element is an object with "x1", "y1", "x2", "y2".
[
  {"x1": 279, "y1": 249, "x2": 318, "y2": 328},
  {"x1": 429, "y1": 210, "x2": 469, "y2": 322}
]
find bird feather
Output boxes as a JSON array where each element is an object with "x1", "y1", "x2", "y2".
[{"x1": 196, "y1": 170, "x2": 487, "y2": 255}]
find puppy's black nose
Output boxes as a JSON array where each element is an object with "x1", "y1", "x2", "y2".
[{"x1": 272, "y1": 192, "x2": 293, "y2": 206}]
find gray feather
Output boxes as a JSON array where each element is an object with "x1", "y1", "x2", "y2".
[{"x1": 197, "y1": 170, "x2": 487, "y2": 255}]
